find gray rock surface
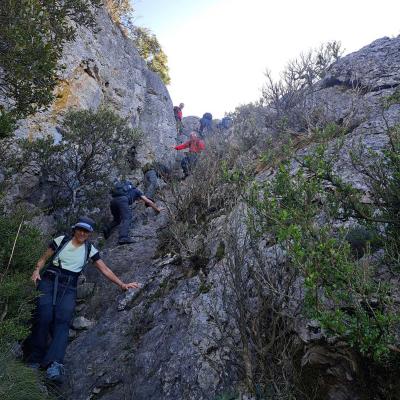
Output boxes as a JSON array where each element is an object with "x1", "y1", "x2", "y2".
[
  {"x1": 65, "y1": 203, "x2": 238, "y2": 399},
  {"x1": 14, "y1": 7, "x2": 177, "y2": 168},
  {"x1": 72, "y1": 316, "x2": 95, "y2": 331},
  {"x1": 181, "y1": 116, "x2": 200, "y2": 136}
]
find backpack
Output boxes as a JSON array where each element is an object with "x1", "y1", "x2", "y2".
[
  {"x1": 45, "y1": 235, "x2": 92, "y2": 273},
  {"x1": 173, "y1": 106, "x2": 181, "y2": 119},
  {"x1": 111, "y1": 180, "x2": 133, "y2": 197},
  {"x1": 222, "y1": 117, "x2": 232, "y2": 129}
]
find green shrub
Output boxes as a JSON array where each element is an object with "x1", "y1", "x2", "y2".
[
  {"x1": 0, "y1": 209, "x2": 50, "y2": 399},
  {"x1": 20, "y1": 107, "x2": 142, "y2": 227},
  {"x1": 0, "y1": 352, "x2": 49, "y2": 400},
  {"x1": 383, "y1": 87, "x2": 400, "y2": 109},
  {"x1": 247, "y1": 127, "x2": 400, "y2": 362},
  {"x1": 0, "y1": 212, "x2": 45, "y2": 346}
]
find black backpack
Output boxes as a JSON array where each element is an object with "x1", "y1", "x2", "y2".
[
  {"x1": 111, "y1": 180, "x2": 133, "y2": 197},
  {"x1": 45, "y1": 235, "x2": 92, "y2": 273},
  {"x1": 173, "y1": 106, "x2": 180, "y2": 118}
]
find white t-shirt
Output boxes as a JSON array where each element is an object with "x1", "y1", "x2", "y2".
[{"x1": 51, "y1": 236, "x2": 100, "y2": 273}]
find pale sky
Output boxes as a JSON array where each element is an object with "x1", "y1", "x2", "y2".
[{"x1": 133, "y1": 0, "x2": 400, "y2": 119}]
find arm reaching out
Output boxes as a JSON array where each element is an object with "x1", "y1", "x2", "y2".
[
  {"x1": 174, "y1": 141, "x2": 190, "y2": 151},
  {"x1": 140, "y1": 195, "x2": 163, "y2": 213},
  {"x1": 94, "y1": 259, "x2": 141, "y2": 290}
]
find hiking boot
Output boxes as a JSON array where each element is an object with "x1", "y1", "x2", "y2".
[
  {"x1": 118, "y1": 238, "x2": 135, "y2": 245},
  {"x1": 46, "y1": 361, "x2": 65, "y2": 384}
]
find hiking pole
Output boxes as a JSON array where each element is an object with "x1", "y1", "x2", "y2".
[{"x1": 2, "y1": 217, "x2": 24, "y2": 283}]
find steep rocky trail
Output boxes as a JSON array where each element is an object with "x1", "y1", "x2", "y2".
[
  {"x1": 64, "y1": 198, "x2": 229, "y2": 400},
  {"x1": 65, "y1": 203, "x2": 169, "y2": 398}
]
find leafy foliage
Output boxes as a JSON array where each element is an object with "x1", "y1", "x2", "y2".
[
  {"x1": 247, "y1": 126, "x2": 400, "y2": 362},
  {"x1": 20, "y1": 107, "x2": 141, "y2": 226},
  {"x1": 0, "y1": 211, "x2": 45, "y2": 347},
  {"x1": 0, "y1": 0, "x2": 101, "y2": 138},
  {"x1": 0, "y1": 352, "x2": 50, "y2": 400}
]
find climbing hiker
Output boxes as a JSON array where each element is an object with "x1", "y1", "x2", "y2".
[
  {"x1": 173, "y1": 132, "x2": 205, "y2": 177},
  {"x1": 103, "y1": 180, "x2": 162, "y2": 244},
  {"x1": 220, "y1": 116, "x2": 233, "y2": 130},
  {"x1": 28, "y1": 216, "x2": 140, "y2": 383},
  {"x1": 199, "y1": 112, "x2": 213, "y2": 137},
  {"x1": 173, "y1": 102, "x2": 184, "y2": 134},
  {"x1": 142, "y1": 162, "x2": 171, "y2": 202}
]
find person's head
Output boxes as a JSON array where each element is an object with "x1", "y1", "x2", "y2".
[
  {"x1": 179, "y1": 103, "x2": 184, "y2": 109},
  {"x1": 72, "y1": 216, "x2": 95, "y2": 244},
  {"x1": 189, "y1": 131, "x2": 198, "y2": 140}
]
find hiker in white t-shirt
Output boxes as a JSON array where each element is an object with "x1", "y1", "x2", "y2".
[{"x1": 27, "y1": 216, "x2": 140, "y2": 383}]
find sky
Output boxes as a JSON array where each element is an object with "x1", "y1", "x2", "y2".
[{"x1": 132, "y1": 0, "x2": 400, "y2": 119}]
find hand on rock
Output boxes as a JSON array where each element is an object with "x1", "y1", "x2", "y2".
[{"x1": 120, "y1": 282, "x2": 141, "y2": 291}]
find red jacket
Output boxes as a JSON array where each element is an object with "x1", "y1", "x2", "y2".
[{"x1": 175, "y1": 138, "x2": 205, "y2": 153}]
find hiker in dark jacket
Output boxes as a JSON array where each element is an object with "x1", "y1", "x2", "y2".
[
  {"x1": 199, "y1": 112, "x2": 213, "y2": 137},
  {"x1": 173, "y1": 132, "x2": 205, "y2": 177},
  {"x1": 218, "y1": 116, "x2": 233, "y2": 130},
  {"x1": 28, "y1": 217, "x2": 140, "y2": 383},
  {"x1": 103, "y1": 180, "x2": 162, "y2": 244},
  {"x1": 173, "y1": 102, "x2": 184, "y2": 134},
  {"x1": 142, "y1": 162, "x2": 171, "y2": 201}
]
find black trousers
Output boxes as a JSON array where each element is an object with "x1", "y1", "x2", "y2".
[{"x1": 105, "y1": 196, "x2": 132, "y2": 240}]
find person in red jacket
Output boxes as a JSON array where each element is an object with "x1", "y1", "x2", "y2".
[{"x1": 173, "y1": 132, "x2": 205, "y2": 177}]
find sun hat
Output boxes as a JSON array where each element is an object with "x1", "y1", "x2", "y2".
[{"x1": 72, "y1": 216, "x2": 95, "y2": 232}]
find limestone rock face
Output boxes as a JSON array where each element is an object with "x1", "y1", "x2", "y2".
[
  {"x1": 14, "y1": 7, "x2": 176, "y2": 167},
  {"x1": 181, "y1": 116, "x2": 200, "y2": 136}
]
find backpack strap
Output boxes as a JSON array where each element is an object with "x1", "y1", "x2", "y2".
[
  {"x1": 48, "y1": 235, "x2": 71, "y2": 268},
  {"x1": 81, "y1": 241, "x2": 92, "y2": 272}
]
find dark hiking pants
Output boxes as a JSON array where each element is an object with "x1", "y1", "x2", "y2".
[
  {"x1": 144, "y1": 169, "x2": 159, "y2": 200},
  {"x1": 181, "y1": 153, "x2": 198, "y2": 177},
  {"x1": 29, "y1": 269, "x2": 78, "y2": 366},
  {"x1": 106, "y1": 196, "x2": 132, "y2": 240}
]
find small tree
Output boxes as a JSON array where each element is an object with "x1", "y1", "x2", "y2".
[
  {"x1": 20, "y1": 107, "x2": 141, "y2": 226},
  {"x1": 262, "y1": 41, "x2": 343, "y2": 133}
]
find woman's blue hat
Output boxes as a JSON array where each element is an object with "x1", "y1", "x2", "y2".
[{"x1": 73, "y1": 216, "x2": 95, "y2": 232}]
